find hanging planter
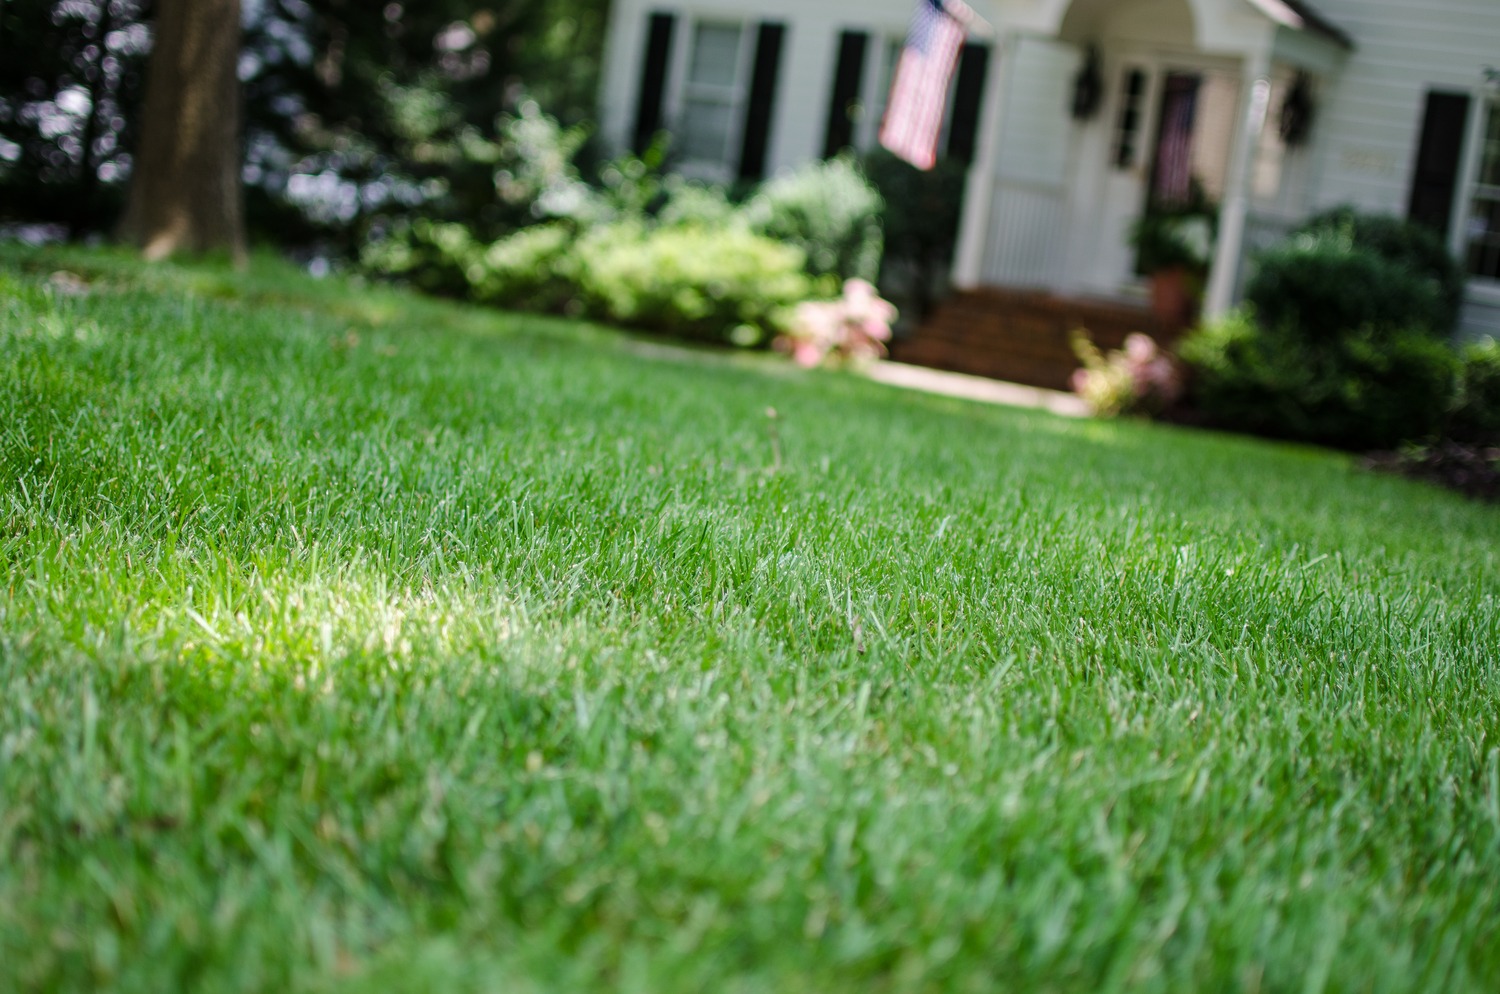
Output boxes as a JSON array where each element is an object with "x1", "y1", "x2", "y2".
[
  {"x1": 1279, "y1": 72, "x2": 1316, "y2": 147},
  {"x1": 1071, "y1": 46, "x2": 1104, "y2": 121}
]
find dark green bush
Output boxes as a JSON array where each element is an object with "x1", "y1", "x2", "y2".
[
  {"x1": 1179, "y1": 311, "x2": 1459, "y2": 450},
  {"x1": 573, "y1": 222, "x2": 814, "y2": 344},
  {"x1": 861, "y1": 149, "x2": 965, "y2": 318},
  {"x1": 1449, "y1": 338, "x2": 1500, "y2": 443},
  {"x1": 742, "y1": 156, "x2": 883, "y2": 283},
  {"x1": 1245, "y1": 232, "x2": 1448, "y2": 340},
  {"x1": 861, "y1": 150, "x2": 965, "y2": 264},
  {"x1": 1293, "y1": 207, "x2": 1467, "y2": 334}
]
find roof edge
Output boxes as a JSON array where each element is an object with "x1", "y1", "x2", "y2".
[{"x1": 1244, "y1": 0, "x2": 1354, "y2": 50}]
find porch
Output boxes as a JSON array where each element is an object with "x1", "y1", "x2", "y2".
[{"x1": 948, "y1": 0, "x2": 1352, "y2": 325}]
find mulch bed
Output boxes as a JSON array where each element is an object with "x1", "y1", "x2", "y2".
[{"x1": 1364, "y1": 441, "x2": 1500, "y2": 503}]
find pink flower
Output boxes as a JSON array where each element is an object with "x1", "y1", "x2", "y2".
[
  {"x1": 775, "y1": 279, "x2": 898, "y2": 369},
  {"x1": 1124, "y1": 333, "x2": 1157, "y2": 363},
  {"x1": 791, "y1": 338, "x2": 825, "y2": 368},
  {"x1": 1070, "y1": 331, "x2": 1182, "y2": 415}
]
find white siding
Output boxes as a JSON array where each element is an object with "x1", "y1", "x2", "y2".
[
  {"x1": 1302, "y1": 0, "x2": 1500, "y2": 338},
  {"x1": 597, "y1": 1, "x2": 1022, "y2": 179},
  {"x1": 1307, "y1": 1, "x2": 1500, "y2": 214}
]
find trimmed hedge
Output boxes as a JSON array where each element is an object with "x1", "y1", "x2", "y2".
[
  {"x1": 572, "y1": 222, "x2": 814, "y2": 344},
  {"x1": 1245, "y1": 232, "x2": 1448, "y2": 340},
  {"x1": 1179, "y1": 312, "x2": 1459, "y2": 451},
  {"x1": 1450, "y1": 338, "x2": 1500, "y2": 443},
  {"x1": 1292, "y1": 207, "x2": 1467, "y2": 334},
  {"x1": 467, "y1": 223, "x2": 576, "y2": 313}
]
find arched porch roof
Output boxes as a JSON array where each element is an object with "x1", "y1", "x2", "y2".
[{"x1": 986, "y1": 0, "x2": 1350, "y2": 57}]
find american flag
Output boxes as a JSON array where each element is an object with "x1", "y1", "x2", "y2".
[
  {"x1": 1152, "y1": 74, "x2": 1200, "y2": 205},
  {"x1": 879, "y1": 0, "x2": 974, "y2": 171}
]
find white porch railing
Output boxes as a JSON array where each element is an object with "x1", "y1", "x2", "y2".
[{"x1": 982, "y1": 181, "x2": 1069, "y2": 289}]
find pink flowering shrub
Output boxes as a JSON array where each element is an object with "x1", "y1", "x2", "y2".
[
  {"x1": 1070, "y1": 331, "x2": 1184, "y2": 417},
  {"x1": 776, "y1": 278, "x2": 897, "y2": 368}
]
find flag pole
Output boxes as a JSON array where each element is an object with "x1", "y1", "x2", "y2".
[{"x1": 955, "y1": 1, "x2": 997, "y2": 39}]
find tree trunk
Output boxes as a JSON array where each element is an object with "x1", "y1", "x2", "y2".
[{"x1": 119, "y1": 0, "x2": 245, "y2": 263}]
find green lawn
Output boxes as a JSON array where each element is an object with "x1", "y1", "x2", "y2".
[{"x1": 3, "y1": 243, "x2": 1499, "y2": 994}]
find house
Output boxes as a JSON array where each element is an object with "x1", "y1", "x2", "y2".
[{"x1": 597, "y1": 0, "x2": 1500, "y2": 376}]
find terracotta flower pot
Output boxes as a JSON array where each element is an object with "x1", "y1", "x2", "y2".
[{"x1": 1149, "y1": 266, "x2": 1199, "y2": 328}]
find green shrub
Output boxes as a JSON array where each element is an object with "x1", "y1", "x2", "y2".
[
  {"x1": 466, "y1": 223, "x2": 577, "y2": 312},
  {"x1": 492, "y1": 101, "x2": 599, "y2": 228},
  {"x1": 359, "y1": 220, "x2": 478, "y2": 297},
  {"x1": 1449, "y1": 337, "x2": 1500, "y2": 443},
  {"x1": 742, "y1": 156, "x2": 883, "y2": 283},
  {"x1": 1293, "y1": 207, "x2": 1467, "y2": 334},
  {"x1": 657, "y1": 177, "x2": 740, "y2": 229},
  {"x1": 1245, "y1": 232, "x2": 1448, "y2": 340},
  {"x1": 574, "y1": 222, "x2": 814, "y2": 345},
  {"x1": 1179, "y1": 311, "x2": 1459, "y2": 450},
  {"x1": 590, "y1": 142, "x2": 670, "y2": 221}
]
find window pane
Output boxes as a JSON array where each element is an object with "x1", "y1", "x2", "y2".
[
  {"x1": 680, "y1": 97, "x2": 734, "y2": 163},
  {"x1": 1469, "y1": 103, "x2": 1500, "y2": 279},
  {"x1": 689, "y1": 24, "x2": 741, "y2": 88},
  {"x1": 1467, "y1": 194, "x2": 1500, "y2": 278},
  {"x1": 1482, "y1": 142, "x2": 1500, "y2": 187},
  {"x1": 1114, "y1": 69, "x2": 1147, "y2": 169}
]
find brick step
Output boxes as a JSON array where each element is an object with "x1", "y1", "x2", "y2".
[
  {"x1": 927, "y1": 309, "x2": 1166, "y2": 341},
  {"x1": 891, "y1": 343, "x2": 1080, "y2": 392},
  {"x1": 895, "y1": 287, "x2": 1183, "y2": 390},
  {"x1": 904, "y1": 327, "x2": 1100, "y2": 363}
]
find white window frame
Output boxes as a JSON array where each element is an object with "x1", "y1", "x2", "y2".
[
  {"x1": 1453, "y1": 85, "x2": 1500, "y2": 299},
  {"x1": 665, "y1": 15, "x2": 757, "y2": 182},
  {"x1": 854, "y1": 35, "x2": 905, "y2": 150}
]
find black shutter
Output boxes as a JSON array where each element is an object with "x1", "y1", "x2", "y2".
[
  {"x1": 738, "y1": 22, "x2": 787, "y2": 182},
  {"x1": 1407, "y1": 90, "x2": 1471, "y2": 240},
  {"x1": 632, "y1": 12, "x2": 676, "y2": 155},
  {"x1": 946, "y1": 42, "x2": 991, "y2": 164},
  {"x1": 823, "y1": 30, "x2": 869, "y2": 158}
]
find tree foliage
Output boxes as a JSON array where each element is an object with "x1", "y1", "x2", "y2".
[
  {"x1": 1, "y1": 0, "x2": 612, "y2": 248},
  {"x1": 240, "y1": 0, "x2": 610, "y2": 251},
  {"x1": 0, "y1": 0, "x2": 153, "y2": 235}
]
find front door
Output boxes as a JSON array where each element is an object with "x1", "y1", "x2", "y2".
[
  {"x1": 1091, "y1": 58, "x2": 1164, "y2": 292},
  {"x1": 1083, "y1": 56, "x2": 1241, "y2": 292}
]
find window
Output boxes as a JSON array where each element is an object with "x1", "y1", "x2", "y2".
[
  {"x1": 866, "y1": 37, "x2": 906, "y2": 145},
  {"x1": 1463, "y1": 98, "x2": 1500, "y2": 280},
  {"x1": 1113, "y1": 68, "x2": 1148, "y2": 169},
  {"x1": 676, "y1": 21, "x2": 753, "y2": 174}
]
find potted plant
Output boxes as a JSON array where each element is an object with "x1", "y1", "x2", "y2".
[{"x1": 1130, "y1": 202, "x2": 1216, "y2": 327}]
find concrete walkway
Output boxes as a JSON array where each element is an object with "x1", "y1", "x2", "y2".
[
  {"x1": 862, "y1": 361, "x2": 1090, "y2": 418},
  {"x1": 617, "y1": 337, "x2": 1091, "y2": 418}
]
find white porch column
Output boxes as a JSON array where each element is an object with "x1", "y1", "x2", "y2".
[
  {"x1": 951, "y1": 30, "x2": 1014, "y2": 289},
  {"x1": 1204, "y1": 46, "x2": 1273, "y2": 319}
]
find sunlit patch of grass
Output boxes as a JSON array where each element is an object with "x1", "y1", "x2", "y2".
[{"x1": 2, "y1": 241, "x2": 1500, "y2": 993}]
